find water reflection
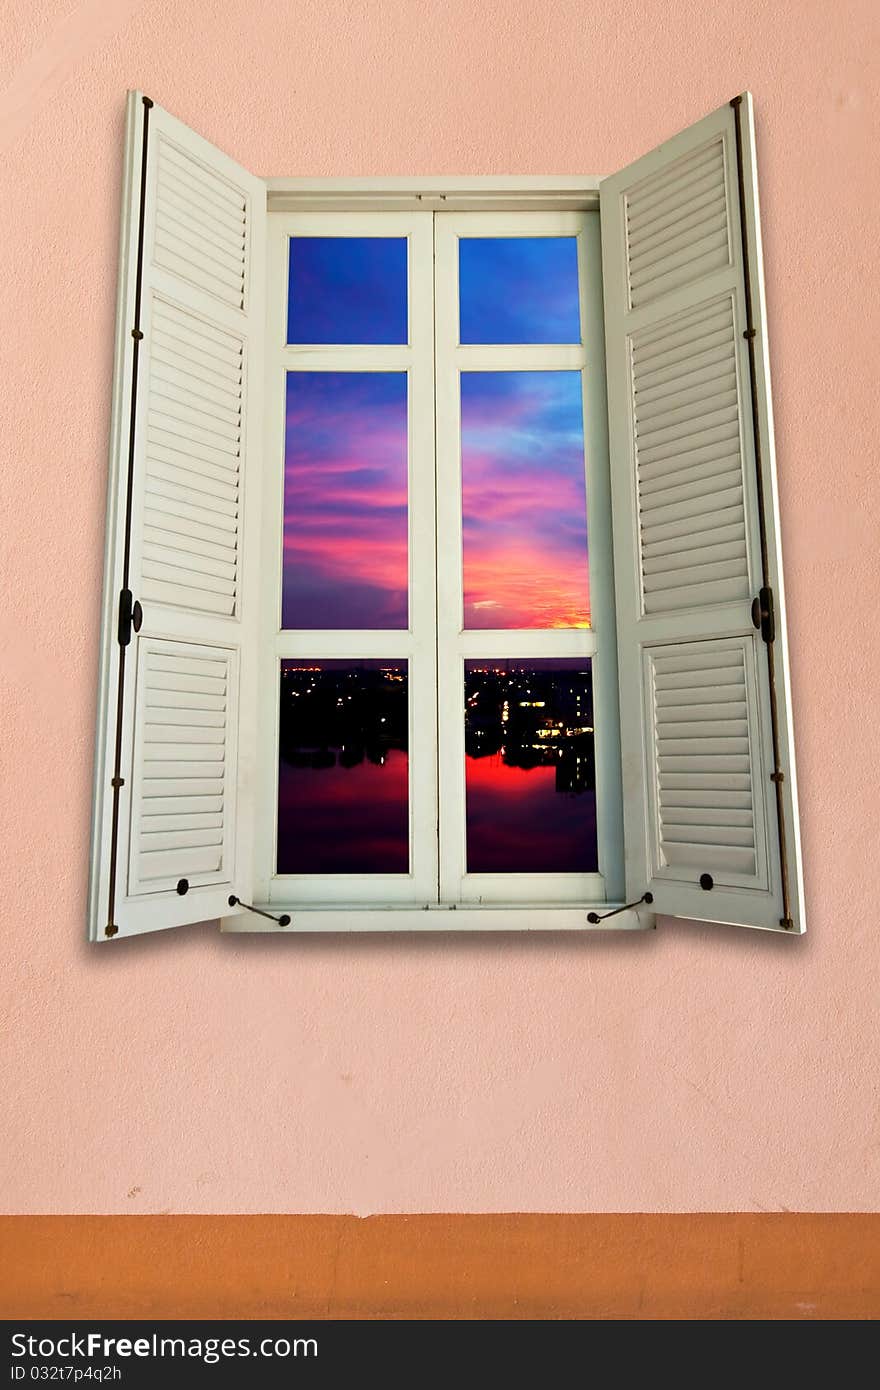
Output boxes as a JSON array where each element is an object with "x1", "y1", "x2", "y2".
[
  {"x1": 465, "y1": 660, "x2": 597, "y2": 874},
  {"x1": 277, "y1": 661, "x2": 409, "y2": 874}
]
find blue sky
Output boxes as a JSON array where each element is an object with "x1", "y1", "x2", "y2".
[
  {"x1": 459, "y1": 237, "x2": 581, "y2": 344},
  {"x1": 288, "y1": 237, "x2": 408, "y2": 344},
  {"x1": 286, "y1": 234, "x2": 581, "y2": 345},
  {"x1": 461, "y1": 370, "x2": 590, "y2": 628}
]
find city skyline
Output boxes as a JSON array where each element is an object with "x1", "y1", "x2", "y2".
[
  {"x1": 276, "y1": 662, "x2": 597, "y2": 877},
  {"x1": 464, "y1": 660, "x2": 597, "y2": 874},
  {"x1": 277, "y1": 661, "x2": 409, "y2": 875}
]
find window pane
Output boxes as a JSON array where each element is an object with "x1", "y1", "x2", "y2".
[
  {"x1": 459, "y1": 237, "x2": 580, "y2": 344},
  {"x1": 464, "y1": 660, "x2": 597, "y2": 874},
  {"x1": 461, "y1": 371, "x2": 589, "y2": 629},
  {"x1": 287, "y1": 237, "x2": 407, "y2": 344},
  {"x1": 282, "y1": 372, "x2": 408, "y2": 629},
  {"x1": 278, "y1": 661, "x2": 409, "y2": 874}
]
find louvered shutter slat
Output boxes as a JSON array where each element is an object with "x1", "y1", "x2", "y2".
[
  {"x1": 144, "y1": 795, "x2": 224, "y2": 814},
  {"x1": 151, "y1": 367, "x2": 242, "y2": 418},
  {"x1": 636, "y1": 421, "x2": 740, "y2": 468},
  {"x1": 152, "y1": 316, "x2": 243, "y2": 370},
  {"x1": 146, "y1": 460, "x2": 239, "y2": 502},
  {"x1": 639, "y1": 454, "x2": 743, "y2": 497},
  {"x1": 142, "y1": 525, "x2": 236, "y2": 564}
]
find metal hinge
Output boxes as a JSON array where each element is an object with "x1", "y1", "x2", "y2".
[
  {"x1": 117, "y1": 588, "x2": 143, "y2": 647},
  {"x1": 751, "y1": 585, "x2": 776, "y2": 644}
]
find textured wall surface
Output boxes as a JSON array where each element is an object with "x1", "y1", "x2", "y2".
[{"x1": 1, "y1": 0, "x2": 878, "y2": 1214}]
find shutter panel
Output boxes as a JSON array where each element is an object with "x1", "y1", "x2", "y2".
[
  {"x1": 600, "y1": 93, "x2": 804, "y2": 933},
  {"x1": 88, "y1": 93, "x2": 265, "y2": 940}
]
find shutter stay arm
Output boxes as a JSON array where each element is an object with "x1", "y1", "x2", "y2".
[
  {"x1": 587, "y1": 892, "x2": 653, "y2": 924},
  {"x1": 228, "y1": 896, "x2": 292, "y2": 927}
]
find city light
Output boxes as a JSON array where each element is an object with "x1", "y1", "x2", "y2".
[{"x1": 463, "y1": 661, "x2": 595, "y2": 799}]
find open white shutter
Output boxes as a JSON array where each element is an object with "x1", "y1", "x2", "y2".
[
  {"x1": 88, "y1": 93, "x2": 265, "y2": 940},
  {"x1": 600, "y1": 93, "x2": 804, "y2": 933}
]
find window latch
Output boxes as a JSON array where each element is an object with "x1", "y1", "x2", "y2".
[
  {"x1": 751, "y1": 586, "x2": 775, "y2": 644},
  {"x1": 117, "y1": 588, "x2": 143, "y2": 647}
]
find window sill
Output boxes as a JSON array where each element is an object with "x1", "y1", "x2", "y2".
[{"x1": 219, "y1": 904, "x2": 655, "y2": 934}]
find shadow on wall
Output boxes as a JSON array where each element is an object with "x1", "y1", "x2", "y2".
[{"x1": 79, "y1": 915, "x2": 809, "y2": 964}]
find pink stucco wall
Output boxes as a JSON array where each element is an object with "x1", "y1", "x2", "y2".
[{"x1": 1, "y1": 0, "x2": 878, "y2": 1214}]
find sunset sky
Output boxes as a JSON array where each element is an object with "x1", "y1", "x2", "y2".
[
  {"x1": 282, "y1": 237, "x2": 589, "y2": 633},
  {"x1": 282, "y1": 367, "x2": 589, "y2": 632},
  {"x1": 461, "y1": 371, "x2": 590, "y2": 629},
  {"x1": 282, "y1": 371, "x2": 409, "y2": 630},
  {"x1": 464, "y1": 658, "x2": 597, "y2": 873},
  {"x1": 277, "y1": 660, "x2": 409, "y2": 875}
]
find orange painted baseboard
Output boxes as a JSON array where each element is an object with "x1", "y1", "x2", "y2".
[{"x1": 2, "y1": 1214, "x2": 878, "y2": 1320}]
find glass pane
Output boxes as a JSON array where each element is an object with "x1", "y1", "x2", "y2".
[
  {"x1": 282, "y1": 372, "x2": 408, "y2": 629},
  {"x1": 459, "y1": 237, "x2": 580, "y2": 344},
  {"x1": 278, "y1": 660, "x2": 409, "y2": 874},
  {"x1": 287, "y1": 237, "x2": 407, "y2": 344},
  {"x1": 464, "y1": 660, "x2": 597, "y2": 874},
  {"x1": 461, "y1": 371, "x2": 589, "y2": 629}
]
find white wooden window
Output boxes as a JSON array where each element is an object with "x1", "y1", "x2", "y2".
[
  {"x1": 89, "y1": 91, "x2": 804, "y2": 940},
  {"x1": 434, "y1": 211, "x2": 623, "y2": 908},
  {"x1": 254, "y1": 210, "x2": 439, "y2": 910}
]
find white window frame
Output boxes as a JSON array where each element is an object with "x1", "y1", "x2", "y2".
[
  {"x1": 246, "y1": 199, "x2": 626, "y2": 927},
  {"x1": 263, "y1": 177, "x2": 601, "y2": 215},
  {"x1": 434, "y1": 209, "x2": 623, "y2": 906},
  {"x1": 254, "y1": 209, "x2": 439, "y2": 909}
]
